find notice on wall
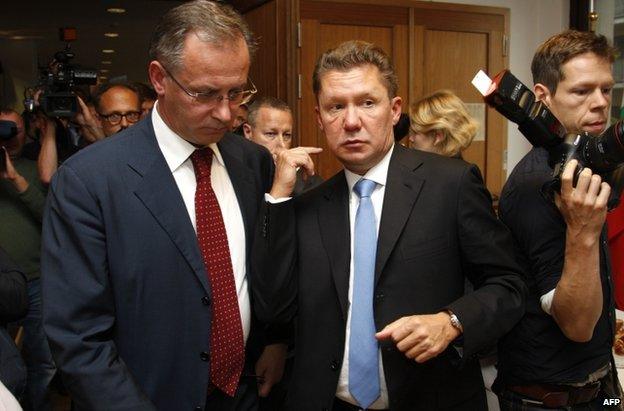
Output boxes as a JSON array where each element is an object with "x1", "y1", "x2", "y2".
[{"x1": 465, "y1": 103, "x2": 486, "y2": 142}]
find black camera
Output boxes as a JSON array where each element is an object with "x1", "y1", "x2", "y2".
[
  {"x1": 0, "y1": 120, "x2": 17, "y2": 141},
  {"x1": 0, "y1": 120, "x2": 17, "y2": 172},
  {"x1": 37, "y1": 44, "x2": 97, "y2": 117},
  {"x1": 475, "y1": 70, "x2": 624, "y2": 196}
]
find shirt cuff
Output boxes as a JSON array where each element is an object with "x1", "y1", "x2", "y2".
[
  {"x1": 265, "y1": 193, "x2": 292, "y2": 203},
  {"x1": 540, "y1": 289, "x2": 555, "y2": 315}
]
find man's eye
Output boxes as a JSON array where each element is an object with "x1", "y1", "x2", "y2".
[
  {"x1": 329, "y1": 104, "x2": 343, "y2": 111},
  {"x1": 363, "y1": 100, "x2": 375, "y2": 107},
  {"x1": 573, "y1": 89, "x2": 589, "y2": 96},
  {"x1": 196, "y1": 90, "x2": 220, "y2": 100},
  {"x1": 284, "y1": 134, "x2": 293, "y2": 140},
  {"x1": 264, "y1": 132, "x2": 277, "y2": 138},
  {"x1": 602, "y1": 88, "x2": 612, "y2": 94}
]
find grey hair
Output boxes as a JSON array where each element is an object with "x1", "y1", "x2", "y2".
[{"x1": 149, "y1": 0, "x2": 257, "y2": 72}]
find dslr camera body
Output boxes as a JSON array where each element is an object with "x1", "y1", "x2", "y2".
[{"x1": 474, "y1": 69, "x2": 624, "y2": 204}]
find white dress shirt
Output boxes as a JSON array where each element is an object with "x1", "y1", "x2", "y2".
[
  {"x1": 151, "y1": 103, "x2": 251, "y2": 343},
  {"x1": 334, "y1": 145, "x2": 394, "y2": 409}
]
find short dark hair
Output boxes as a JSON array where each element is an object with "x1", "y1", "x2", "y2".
[
  {"x1": 531, "y1": 30, "x2": 616, "y2": 94},
  {"x1": 132, "y1": 82, "x2": 157, "y2": 103},
  {"x1": 92, "y1": 83, "x2": 140, "y2": 113},
  {"x1": 149, "y1": 0, "x2": 256, "y2": 73},
  {"x1": 313, "y1": 40, "x2": 398, "y2": 99},
  {"x1": 247, "y1": 96, "x2": 291, "y2": 127}
]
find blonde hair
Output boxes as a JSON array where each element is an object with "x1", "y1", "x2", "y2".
[{"x1": 409, "y1": 90, "x2": 477, "y2": 157}]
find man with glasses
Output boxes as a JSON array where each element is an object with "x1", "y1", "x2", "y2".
[
  {"x1": 93, "y1": 83, "x2": 142, "y2": 137},
  {"x1": 41, "y1": 1, "x2": 282, "y2": 410}
]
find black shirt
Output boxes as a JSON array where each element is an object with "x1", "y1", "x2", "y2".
[{"x1": 496, "y1": 147, "x2": 614, "y2": 385}]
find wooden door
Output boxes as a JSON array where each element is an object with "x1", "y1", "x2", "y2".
[
  {"x1": 411, "y1": 4, "x2": 508, "y2": 196},
  {"x1": 299, "y1": 1, "x2": 409, "y2": 180}
]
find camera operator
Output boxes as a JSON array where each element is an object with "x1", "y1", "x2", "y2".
[
  {"x1": 494, "y1": 30, "x2": 621, "y2": 410},
  {"x1": 0, "y1": 108, "x2": 54, "y2": 411}
]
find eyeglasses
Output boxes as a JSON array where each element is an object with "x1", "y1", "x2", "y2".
[
  {"x1": 99, "y1": 111, "x2": 141, "y2": 125},
  {"x1": 161, "y1": 64, "x2": 257, "y2": 107}
]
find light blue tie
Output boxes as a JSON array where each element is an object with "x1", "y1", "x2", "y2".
[{"x1": 349, "y1": 178, "x2": 380, "y2": 409}]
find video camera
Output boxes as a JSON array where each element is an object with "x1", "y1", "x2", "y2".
[
  {"x1": 473, "y1": 70, "x2": 624, "y2": 198},
  {"x1": 28, "y1": 28, "x2": 98, "y2": 117}
]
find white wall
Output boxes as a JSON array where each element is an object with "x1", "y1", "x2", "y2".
[{"x1": 425, "y1": 0, "x2": 569, "y2": 175}]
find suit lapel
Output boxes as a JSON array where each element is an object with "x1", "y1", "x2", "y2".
[
  {"x1": 218, "y1": 135, "x2": 257, "y2": 254},
  {"x1": 375, "y1": 145, "x2": 425, "y2": 286},
  {"x1": 318, "y1": 173, "x2": 351, "y2": 319},
  {"x1": 130, "y1": 120, "x2": 210, "y2": 295}
]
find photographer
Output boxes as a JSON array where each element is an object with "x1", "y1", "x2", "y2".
[
  {"x1": 494, "y1": 30, "x2": 621, "y2": 410},
  {"x1": 0, "y1": 108, "x2": 54, "y2": 411}
]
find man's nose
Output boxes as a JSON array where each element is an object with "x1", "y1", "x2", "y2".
[
  {"x1": 343, "y1": 106, "x2": 361, "y2": 131},
  {"x1": 212, "y1": 99, "x2": 233, "y2": 124},
  {"x1": 590, "y1": 89, "x2": 609, "y2": 110},
  {"x1": 120, "y1": 116, "x2": 129, "y2": 128}
]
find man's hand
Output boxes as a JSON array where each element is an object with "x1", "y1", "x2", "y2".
[
  {"x1": 270, "y1": 147, "x2": 322, "y2": 198},
  {"x1": 254, "y1": 343, "x2": 288, "y2": 397},
  {"x1": 555, "y1": 159, "x2": 611, "y2": 244},
  {"x1": 375, "y1": 312, "x2": 460, "y2": 363},
  {"x1": 74, "y1": 96, "x2": 105, "y2": 143},
  {"x1": 550, "y1": 159, "x2": 611, "y2": 342},
  {"x1": 1, "y1": 147, "x2": 28, "y2": 193}
]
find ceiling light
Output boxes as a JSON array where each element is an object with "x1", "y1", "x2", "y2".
[
  {"x1": 101, "y1": 60, "x2": 112, "y2": 65},
  {"x1": 100, "y1": 69, "x2": 109, "y2": 73},
  {"x1": 104, "y1": 32, "x2": 119, "y2": 38},
  {"x1": 9, "y1": 35, "x2": 43, "y2": 40},
  {"x1": 102, "y1": 49, "x2": 115, "y2": 54},
  {"x1": 106, "y1": 7, "x2": 126, "y2": 13}
]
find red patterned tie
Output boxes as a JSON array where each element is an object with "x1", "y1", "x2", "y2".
[{"x1": 191, "y1": 148, "x2": 244, "y2": 397}]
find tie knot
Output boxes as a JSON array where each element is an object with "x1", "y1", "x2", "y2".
[
  {"x1": 354, "y1": 178, "x2": 376, "y2": 199},
  {"x1": 190, "y1": 148, "x2": 213, "y2": 182}
]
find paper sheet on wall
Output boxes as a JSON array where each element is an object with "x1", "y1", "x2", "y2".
[{"x1": 465, "y1": 103, "x2": 486, "y2": 142}]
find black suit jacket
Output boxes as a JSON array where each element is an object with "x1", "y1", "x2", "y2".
[
  {"x1": 252, "y1": 144, "x2": 526, "y2": 410},
  {"x1": 41, "y1": 117, "x2": 274, "y2": 410}
]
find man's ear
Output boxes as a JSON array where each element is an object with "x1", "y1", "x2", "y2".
[
  {"x1": 242, "y1": 123, "x2": 252, "y2": 140},
  {"x1": 315, "y1": 106, "x2": 324, "y2": 131},
  {"x1": 391, "y1": 96, "x2": 402, "y2": 125},
  {"x1": 148, "y1": 61, "x2": 166, "y2": 96},
  {"x1": 534, "y1": 83, "x2": 553, "y2": 107}
]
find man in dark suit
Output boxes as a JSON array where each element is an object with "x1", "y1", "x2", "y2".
[
  {"x1": 252, "y1": 40, "x2": 526, "y2": 411},
  {"x1": 41, "y1": 1, "x2": 285, "y2": 410}
]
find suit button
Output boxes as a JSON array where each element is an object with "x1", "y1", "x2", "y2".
[
  {"x1": 330, "y1": 360, "x2": 339, "y2": 371},
  {"x1": 375, "y1": 292, "x2": 384, "y2": 300},
  {"x1": 200, "y1": 351, "x2": 209, "y2": 361},
  {"x1": 201, "y1": 296, "x2": 210, "y2": 306}
]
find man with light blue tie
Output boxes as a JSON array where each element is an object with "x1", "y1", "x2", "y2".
[{"x1": 251, "y1": 40, "x2": 526, "y2": 411}]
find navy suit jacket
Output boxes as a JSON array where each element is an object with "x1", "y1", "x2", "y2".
[
  {"x1": 41, "y1": 117, "x2": 274, "y2": 410},
  {"x1": 252, "y1": 145, "x2": 526, "y2": 410}
]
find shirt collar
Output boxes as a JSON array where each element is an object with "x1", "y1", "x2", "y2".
[
  {"x1": 344, "y1": 144, "x2": 395, "y2": 193},
  {"x1": 151, "y1": 101, "x2": 225, "y2": 172}
]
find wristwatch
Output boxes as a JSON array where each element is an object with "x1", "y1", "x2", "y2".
[{"x1": 446, "y1": 310, "x2": 464, "y2": 333}]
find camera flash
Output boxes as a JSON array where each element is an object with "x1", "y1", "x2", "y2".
[{"x1": 472, "y1": 70, "x2": 493, "y2": 97}]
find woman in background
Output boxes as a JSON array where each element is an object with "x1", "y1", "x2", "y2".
[{"x1": 408, "y1": 89, "x2": 477, "y2": 158}]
